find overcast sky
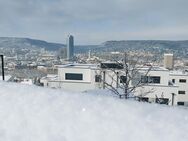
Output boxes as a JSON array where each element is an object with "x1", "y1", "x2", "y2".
[{"x1": 0, "y1": 0, "x2": 188, "y2": 44}]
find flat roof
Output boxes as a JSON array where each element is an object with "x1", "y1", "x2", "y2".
[
  {"x1": 136, "y1": 66, "x2": 169, "y2": 71},
  {"x1": 58, "y1": 63, "x2": 168, "y2": 71},
  {"x1": 58, "y1": 64, "x2": 98, "y2": 69},
  {"x1": 170, "y1": 70, "x2": 188, "y2": 76},
  {"x1": 164, "y1": 54, "x2": 173, "y2": 56}
]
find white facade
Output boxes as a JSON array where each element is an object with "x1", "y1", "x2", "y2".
[
  {"x1": 57, "y1": 64, "x2": 97, "y2": 91},
  {"x1": 41, "y1": 63, "x2": 188, "y2": 106},
  {"x1": 134, "y1": 67, "x2": 178, "y2": 105},
  {"x1": 169, "y1": 71, "x2": 188, "y2": 106},
  {"x1": 42, "y1": 64, "x2": 100, "y2": 91}
]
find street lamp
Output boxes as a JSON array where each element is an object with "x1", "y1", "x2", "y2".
[{"x1": 0, "y1": 55, "x2": 4, "y2": 81}]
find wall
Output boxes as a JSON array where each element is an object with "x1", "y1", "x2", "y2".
[{"x1": 170, "y1": 73, "x2": 188, "y2": 105}]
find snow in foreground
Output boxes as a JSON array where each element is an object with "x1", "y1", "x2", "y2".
[{"x1": 0, "y1": 82, "x2": 188, "y2": 141}]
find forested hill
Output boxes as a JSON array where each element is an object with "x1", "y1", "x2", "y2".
[
  {"x1": 0, "y1": 37, "x2": 65, "y2": 51},
  {"x1": 102, "y1": 40, "x2": 188, "y2": 50},
  {"x1": 0, "y1": 37, "x2": 188, "y2": 56}
]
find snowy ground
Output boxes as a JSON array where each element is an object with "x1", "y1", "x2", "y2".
[{"x1": 0, "y1": 82, "x2": 188, "y2": 141}]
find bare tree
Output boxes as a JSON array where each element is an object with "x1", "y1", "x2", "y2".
[{"x1": 96, "y1": 52, "x2": 154, "y2": 99}]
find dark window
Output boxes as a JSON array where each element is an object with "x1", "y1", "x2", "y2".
[
  {"x1": 168, "y1": 81, "x2": 173, "y2": 86},
  {"x1": 138, "y1": 97, "x2": 149, "y2": 102},
  {"x1": 65, "y1": 73, "x2": 83, "y2": 80},
  {"x1": 141, "y1": 76, "x2": 160, "y2": 84},
  {"x1": 179, "y1": 79, "x2": 186, "y2": 83},
  {"x1": 156, "y1": 98, "x2": 169, "y2": 105},
  {"x1": 178, "y1": 91, "x2": 186, "y2": 94},
  {"x1": 172, "y1": 79, "x2": 175, "y2": 83},
  {"x1": 101, "y1": 63, "x2": 123, "y2": 69},
  {"x1": 177, "y1": 102, "x2": 184, "y2": 106},
  {"x1": 120, "y1": 76, "x2": 127, "y2": 83},
  {"x1": 95, "y1": 75, "x2": 102, "y2": 82},
  {"x1": 149, "y1": 76, "x2": 160, "y2": 83}
]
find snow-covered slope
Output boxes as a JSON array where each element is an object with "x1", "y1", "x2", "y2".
[{"x1": 0, "y1": 82, "x2": 187, "y2": 141}]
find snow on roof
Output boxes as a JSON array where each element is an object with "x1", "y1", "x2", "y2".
[
  {"x1": 58, "y1": 63, "x2": 168, "y2": 71},
  {"x1": 0, "y1": 82, "x2": 188, "y2": 141},
  {"x1": 137, "y1": 66, "x2": 169, "y2": 71},
  {"x1": 170, "y1": 70, "x2": 188, "y2": 76},
  {"x1": 58, "y1": 63, "x2": 98, "y2": 69},
  {"x1": 164, "y1": 53, "x2": 173, "y2": 56},
  {"x1": 41, "y1": 74, "x2": 58, "y2": 81}
]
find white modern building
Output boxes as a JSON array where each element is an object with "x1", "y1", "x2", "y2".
[
  {"x1": 42, "y1": 64, "x2": 99, "y2": 91},
  {"x1": 40, "y1": 62, "x2": 188, "y2": 106},
  {"x1": 169, "y1": 71, "x2": 188, "y2": 106},
  {"x1": 134, "y1": 67, "x2": 178, "y2": 105}
]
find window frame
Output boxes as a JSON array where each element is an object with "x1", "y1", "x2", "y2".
[
  {"x1": 141, "y1": 76, "x2": 161, "y2": 84},
  {"x1": 120, "y1": 75, "x2": 127, "y2": 83},
  {"x1": 95, "y1": 75, "x2": 102, "y2": 82},
  {"x1": 178, "y1": 91, "x2": 186, "y2": 95},
  {"x1": 65, "y1": 73, "x2": 83, "y2": 80},
  {"x1": 177, "y1": 102, "x2": 184, "y2": 106},
  {"x1": 179, "y1": 79, "x2": 186, "y2": 83}
]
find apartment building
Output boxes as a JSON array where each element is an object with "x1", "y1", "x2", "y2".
[
  {"x1": 40, "y1": 63, "x2": 188, "y2": 106},
  {"x1": 169, "y1": 71, "x2": 188, "y2": 106},
  {"x1": 42, "y1": 64, "x2": 99, "y2": 91}
]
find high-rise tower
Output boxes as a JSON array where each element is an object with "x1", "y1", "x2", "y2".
[{"x1": 67, "y1": 35, "x2": 74, "y2": 60}]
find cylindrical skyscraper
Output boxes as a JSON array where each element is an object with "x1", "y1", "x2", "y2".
[{"x1": 67, "y1": 35, "x2": 74, "y2": 60}]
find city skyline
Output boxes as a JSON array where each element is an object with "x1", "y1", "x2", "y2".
[{"x1": 0, "y1": 0, "x2": 188, "y2": 44}]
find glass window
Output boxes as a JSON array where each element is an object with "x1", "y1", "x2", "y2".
[
  {"x1": 120, "y1": 76, "x2": 127, "y2": 83},
  {"x1": 178, "y1": 91, "x2": 186, "y2": 94},
  {"x1": 156, "y1": 98, "x2": 169, "y2": 105},
  {"x1": 177, "y1": 102, "x2": 184, "y2": 106},
  {"x1": 172, "y1": 79, "x2": 175, "y2": 83},
  {"x1": 179, "y1": 79, "x2": 186, "y2": 83},
  {"x1": 65, "y1": 73, "x2": 83, "y2": 80},
  {"x1": 95, "y1": 75, "x2": 102, "y2": 82},
  {"x1": 141, "y1": 76, "x2": 160, "y2": 84},
  {"x1": 148, "y1": 76, "x2": 160, "y2": 83},
  {"x1": 101, "y1": 63, "x2": 123, "y2": 69}
]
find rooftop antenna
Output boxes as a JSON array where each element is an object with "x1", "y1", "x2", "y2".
[{"x1": 0, "y1": 55, "x2": 4, "y2": 81}]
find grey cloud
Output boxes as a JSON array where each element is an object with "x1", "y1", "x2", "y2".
[{"x1": 0, "y1": 0, "x2": 188, "y2": 44}]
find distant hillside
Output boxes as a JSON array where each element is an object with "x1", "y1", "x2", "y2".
[
  {"x1": 102, "y1": 40, "x2": 188, "y2": 50},
  {"x1": 74, "y1": 40, "x2": 188, "y2": 55},
  {"x1": 0, "y1": 37, "x2": 99, "y2": 53},
  {"x1": 90, "y1": 40, "x2": 188, "y2": 57},
  {"x1": 0, "y1": 38, "x2": 188, "y2": 57},
  {"x1": 0, "y1": 37, "x2": 65, "y2": 51}
]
